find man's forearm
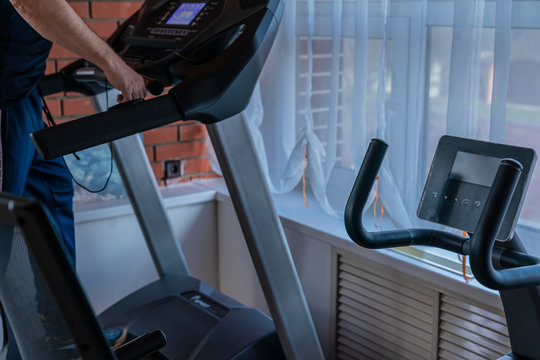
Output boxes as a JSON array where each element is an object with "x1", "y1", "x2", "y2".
[
  {"x1": 10, "y1": 0, "x2": 147, "y2": 100},
  {"x1": 10, "y1": 0, "x2": 121, "y2": 73}
]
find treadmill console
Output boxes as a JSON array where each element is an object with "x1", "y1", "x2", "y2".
[
  {"x1": 33, "y1": 0, "x2": 283, "y2": 157},
  {"x1": 113, "y1": 0, "x2": 275, "y2": 76},
  {"x1": 418, "y1": 136, "x2": 536, "y2": 240},
  {"x1": 137, "y1": 1, "x2": 223, "y2": 38}
]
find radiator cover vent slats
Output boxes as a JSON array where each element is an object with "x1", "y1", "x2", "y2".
[
  {"x1": 335, "y1": 253, "x2": 511, "y2": 360},
  {"x1": 336, "y1": 255, "x2": 433, "y2": 360},
  {"x1": 438, "y1": 294, "x2": 510, "y2": 360}
]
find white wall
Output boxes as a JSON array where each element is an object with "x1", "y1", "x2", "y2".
[{"x1": 74, "y1": 185, "x2": 217, "y2": 314}]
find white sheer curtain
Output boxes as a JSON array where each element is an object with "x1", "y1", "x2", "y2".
[{"x1": 208, "y1": 0, "x2": 516, "y2": 229}]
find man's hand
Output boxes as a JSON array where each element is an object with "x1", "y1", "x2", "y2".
[{"x1": 103, "y1": 61, "x2": 147, "y2": 102}]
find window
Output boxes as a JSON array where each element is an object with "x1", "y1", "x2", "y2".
[{"x1": 254, "y1": 0, "x2": 540, "y2": 273}]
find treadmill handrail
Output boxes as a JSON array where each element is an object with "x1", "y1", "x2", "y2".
[
  {"x1": 38, "y1": 59, "x2": 109, "y2": 97},
  {"x1": 31, "y1": 94, "x2": 183, "y2": 160}
]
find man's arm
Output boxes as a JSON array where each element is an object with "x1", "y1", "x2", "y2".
[{"x1": 10, "y1": 0, "x2": 147, "y2": 101}]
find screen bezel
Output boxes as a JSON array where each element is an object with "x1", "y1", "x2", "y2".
[{"x1": 417, "y1": 135, "x2": 536, "y2": 241}]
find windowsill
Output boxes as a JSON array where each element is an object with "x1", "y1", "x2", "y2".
[
  {"x1": 73, "y1": 178, "x2": 503, "y2": 309},
  {"x1": 73, "y1": 182, "x2": 216, "y2": 223},
  {"x1": 194, "y1": 178, "x2": 503, "y2": 309}
]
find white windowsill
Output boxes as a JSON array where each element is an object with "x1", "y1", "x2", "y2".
[
  {"x1": 195, "y1": 178, "x2": 503, "y2": 309},
  {"x1": 73, "y1": 182, "x2": 216, "y2": 223},
  {"x1": 72, "y1": 178, "x2": 503, "y2": 309}
]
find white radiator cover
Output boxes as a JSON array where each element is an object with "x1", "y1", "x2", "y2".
[{"x1": 335, "y1": 253, "x2": 510, "y2": 360}]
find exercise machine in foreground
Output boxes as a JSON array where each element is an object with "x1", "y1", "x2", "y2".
[
  {"x1": 0, "y1": 193, "x2": 167, "y2": 359},
  {"x1": 12, "y1": 0, "x2": 325, "y2": 359},
  {"x1": 345, "y1": 136, "x2": 540, "y2": 360}
]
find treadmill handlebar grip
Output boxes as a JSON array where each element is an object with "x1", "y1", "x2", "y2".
[
  {"x1": 38, "y1": 72, "x2": 67, "y2": 97},
  {"x1": 469, "y1": 159, "x2": 540, "y2": 290},
  {"x1": 73, "y1": 67, "x2": 164, "y2": 96},
  {"x1": 31, "y1": 94, "x2": 183, "y2": 160},
  {"x1": 114, "y1": 330, "x2": 167, "y2": 360},
  {"x1": 144, "y1": 77, "x2": 164, "y2": 96},
  {"x1": 344, "y1": 138, "x2": 469, "y2": 254}
]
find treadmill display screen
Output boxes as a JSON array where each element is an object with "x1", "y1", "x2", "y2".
[
  {"x1": 166, "y1": 3, "x2": 206, "y2": 26},
  {"x1": 449, "y1": 151, "x2": 503, "y2": 187}
]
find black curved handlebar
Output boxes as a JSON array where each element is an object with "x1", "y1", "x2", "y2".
[
  {"x1": 346, "y1": 138, "x2": 540, "y2": 291},
  {"x1": 470, "y1": 159, "x2": 540, "y2": 289},
  {"x1": 344, "y1": 138, "x2": 470, "y2": 254}
]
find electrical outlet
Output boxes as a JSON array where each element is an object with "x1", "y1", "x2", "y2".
[{"x1": 165, "y1": 160, "x2": 182, "y2": 178}]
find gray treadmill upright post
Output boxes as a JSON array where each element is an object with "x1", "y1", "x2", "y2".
[
  {"x1": 207, "y1": 115, "x2": 325, "y2": 360},
  {"x1": 90, "y1": 91, "x2": 190, "y2": 277}
]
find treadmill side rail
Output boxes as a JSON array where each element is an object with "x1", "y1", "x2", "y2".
[{"x1": 208, "y1": 115, "x2": 325, "y2": 360}]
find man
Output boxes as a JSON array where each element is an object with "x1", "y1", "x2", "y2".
[{"x1": 0, "y1": 0, "x2": 147, "y2": 355}]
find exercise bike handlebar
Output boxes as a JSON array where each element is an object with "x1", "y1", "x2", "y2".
[
  {"x1": 344, "y1": 138, "x2": 470, "y2": 254},
  {"x1": 469, "y1": 159, "x2": 540, "y2": 290},
  {"x1": 346, "y1": 138, "x2": 540, "y2": 291}
]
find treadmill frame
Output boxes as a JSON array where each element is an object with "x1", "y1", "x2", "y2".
[{"x1": 91, "y1": 92, "x2": 325, "y2": 360}]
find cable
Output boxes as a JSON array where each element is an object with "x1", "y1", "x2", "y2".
[{"x1": 40, "y1": 82, "x2": 115, "y2": 194}]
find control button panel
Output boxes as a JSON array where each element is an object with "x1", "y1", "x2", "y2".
[
  {"x1": 417, "y1": 135, "x2": 536, "y2": 241},
  {"x1": 150, "y1": 28, "x2": 191, "y2": 36}
]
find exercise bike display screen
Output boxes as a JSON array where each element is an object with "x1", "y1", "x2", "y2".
[
  {"x1": 166, "y1": 3, "x2": 206, "y2": 26},
  {"x1": 418, "y1": 135, "x2": 536, "y2": 241},
  {"x1": 449, "y1": 152, "x2": 503, "y2": 187}
]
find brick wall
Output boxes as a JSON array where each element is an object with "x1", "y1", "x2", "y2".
[{"x1": 44, "y1": 0, "x2": 217, "y2": 186}]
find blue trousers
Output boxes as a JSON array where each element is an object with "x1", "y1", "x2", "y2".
[{"x1": 1, "y1": 90, "x2": 75, "y2": 264}]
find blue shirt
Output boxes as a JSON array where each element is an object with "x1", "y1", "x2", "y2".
[{"x1": 0, "y1": 0, "x2": 52, "y2": 109}]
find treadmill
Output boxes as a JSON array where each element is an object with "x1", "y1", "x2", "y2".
[{"x1": 32, "y1": 0, "x2": 325, "y2": 359}]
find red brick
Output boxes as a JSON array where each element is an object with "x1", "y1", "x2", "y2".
[
  {"x1": 183, "y1": 157, "x2": 211, "y2": 175},
  {"x1": 87, "y1": 20, "x2": 118, "y2": 38},
  {"x1": 91, "y1": 2, "x2": 142, "y2": 19},
  {"x1": 45, "y1": 60, "x2": 56, "y2": 75},
  {"x1": 50, "y1": 44, "x2": 77, "y2": 59},
  {"x1": 151, "y1": 162, "x2": 165, "y2": 179},
  {"x1": 70, "y1": 2, "x2": 90, "y2": 18},
  {"x1": 155, "y1": 141, "x2": 205, "y2": 161},
  {"x1": 42, "y1": 98, "x2": 62, "y2": 118},
  {"x1": 143, "y1": 126, "x2": 178, "y2": 145},
  {"x1": 145, "y1": 146, "x2": 155, "y2": 162},
  {"x1": 180, "y1": 124, "x2": 206, "y2": 141},
  {"x1": 63, "y1": 97, "x2": 94, "y2": 116},
  {"x1": 157, "y1": 180, "x2": 166, "y2": 187}
]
